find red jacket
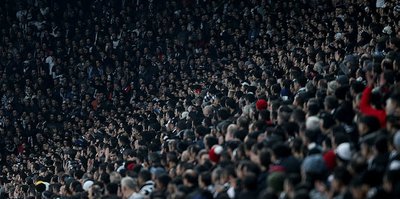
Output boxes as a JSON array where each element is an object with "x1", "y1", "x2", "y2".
[{"x1": 359, "y1": 86, "x2": 386, "y2": 127}]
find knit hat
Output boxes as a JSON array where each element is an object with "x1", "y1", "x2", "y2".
[
  {"x1": 335, "y1": 142, "x2": 352, "y2": 161},
  {"x1": 150, "y1": 167, "x2": 166, "y2": 178},
  {"x1": 336, "y1": 75, "x2": 349, "y2": 86},
  {"x1": 209, "y1": 145, "x2": 224, "y2": 163},
  {"x1": 323, "y1": 150, "x2": 336, "y2": 171},
  {"x1": 256, "y1": 99, "x2": 268, "y2": 111},
  {"x1": 302, "y1": 154, "x2": 327, "y2": 174},
  {"x1": 267, "y1": 172, "x2": 285, "y2": 193},
  {"x1": 126, "y1": 162, "x2": 135, "y2": 171}
]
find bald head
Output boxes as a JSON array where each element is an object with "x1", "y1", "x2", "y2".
[{"x1": 226, "y1": 124, "x2": 238, "y2": 141}]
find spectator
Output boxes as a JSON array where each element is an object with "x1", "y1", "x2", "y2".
[
  {"x1": 121, "y1": 177, "x2": 144, "y2": 199},
  {"x1": 1, "y1": 0, "x2": 400, "y2": 199},
  {"x1": 138, "y1": 170, "x2": 155, "y2": 196}
]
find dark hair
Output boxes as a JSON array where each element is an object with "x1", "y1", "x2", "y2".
[
  {"x1": 374, "y1": 135, "x2": 388, "y2": 154},
  {"x1": 333, "y1": 166, "x2": 352, "y2": 186},
  {"x1": 217, "y1": 108, "x2": 231, "y2": 120},
  {"x1": 389, "y1": 92, "x2": 400, "y2": 107},
  {"x1": 73, "y1": 170, "x2": 84, "y2": 180},
  {"x1": 358, "y1": 115, "x2": 381, "y2": 133},
  {"x1": 350, "y1": 81, "x2": 365, "y2": 94},
  {"x1": 291, "y1": 109, "x2": 306, "y2": 124},
  {"x1": 320, "y1": 113, "x2": 335, "y2": 130},
  {"x1": 176, "y1": 120, "x2": 187, "y2": 130},
  {"x1": 195, "y1": 126, "x2": 210, "y2": 138},
  {"x1": 138, "y1": 170, "x2": 152, "y2": 182},
  {"x1": 272, "y1": 143, "x2": 292, "y2": 159},
  {"x1": 100, "y1": 173, "x2": 110, "y2": 184},
  {"x1": 71, "y1": 181, "x2": 83, "y2": 193},
  {"x1": 157, "y1": 174, "x2": 171, "y2": 188},
  {"x1": 225, "y1": 98, "x2": 237, "y2": 110},
  {"x1": 324, "y1": 96, "x2": 338, "y2": 110},
  {"x1": 199, "y1": 172, "x2": 212, "y2": 186},
  {"x1": 283, "y1": 122, "x2": 300, "y2": 138},
  {"x1": 237, "y1": 116, "x2": 250, "y2": 129},
  {"x1": 183, "y1": 171, "x2": 198, "y2": 185},
  {"x1": 166, "y1": 152, "x2": 178, "y2": 164},
  {"x1": 259, "y1": 148, "x2": 271, "y2": 168},
  {"x1": 106, "y1": 183, "x2": 119, "y2": 195},
  {"x1": 204, "y1": 136, "x2": 218, "y2": 149},
  {"x1": 242, "y1": 172, "x2": 258, "y2": 191},
  {"x1": 307, "y1": 102, "x2": 320, "y2": 116}
]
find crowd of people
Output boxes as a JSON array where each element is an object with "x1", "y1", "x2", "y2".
[{"x1": 1, "y1": 0, "x2": 400, "y2": 198}]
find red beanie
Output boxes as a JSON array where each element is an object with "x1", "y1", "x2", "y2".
[
  {"x1": 256, "y1": 99, "x2": 268, "y2": 111},
  {"x1": 126, "y1": 162, "x2": 135, "y2": 171},
  {"x1": 323, "y1": 150, "x2": 336, "y2": 171},
  {"x1": 209, "y1": 145, "x2": 224, "y2": 163}
]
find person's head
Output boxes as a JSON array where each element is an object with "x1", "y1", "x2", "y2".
[
  {"x1": 202, "y1": 105, "x2": 214, "y2": 118},
  {"x1": 237, "y1": 116, "x2": 250, "y2": 129},
  {"x1": 183, "y1": 169, "x2": 198, "y2": 187},
  {"x1": 70, "y1": 180, "x2": 83, "y2": 193},
  {"x1": 293, "y1": 94, "x2": 305, "y2": 108},
  {"x1": 278, "y1": 105, "x2": 293, "y2": 125},
  {"x1": 292, "y1": 77, "x2": 307, "y2": 92},
  {"x1": 301, "y1": 154, "x2": 328, "y2": 184},
  {"x1": 290, "y1": 109, "x2": 306, "y2": 125},
  {"x1": 106, "y1": 183, "x2": 119, "y2": 195},
  {"x1": 108, "y1": 149, "x2": 118, "y2": 162},
  {"x1": 305, "y1": 116, "x2": 320, "y2": 132},
  {"x1": 88, "y1": 184, "x2": 102, "y2": 199},
  {"x1": 320, "y1": 113, "x2": 336, "y2": 133},
  {"x1": 335, "y1": 49, "x2": 345, "y2": 61},
  {"x1": 138, "y1": 170, "x2": 152, "y2": 185},
  {"x1": 110, "y1": 172, "x2": 121, "y2": 184},
  {"x1": 155, "y1": 174, "x2": 171, "y2": 190},
  {"x1": 118, "y1": 136, "x2": 129, "y2": 147},
  {"x1": 225, "y1": 124, "x2": 238, "y2": 141},
  {"x1": 349, "y1": 177, "x2": 367, "y2": 199},
  {"x1": 331, "y1": 166, "x2": 352, "y2": 193},
  {"x1": 283, "y1": 173, "x2": 301, "y2": 196},
  {"x1": 121, "y1": 177, "x2": 138, "y2": 197},
  {"x1": 166, "y1": 151, "x2": 179, "y2": 168},
  {"x1": 198, "y1": 172, "x2": 212, "y2": 189},
  {"x1": 386, "y1": 92, "x2": 400, "y2": 117},
  {"x1": 203, "y1": 135, "x2": 218, "y2": 150},
  {"x1": 242, "y1": 172, "x2": 258, "y2": 191},
  {"x1": 195, "y1": 126, "x2": 210, "y2": 139},
  {"x1": 217, "y1": 108, "x2": 231, "y2": 120},
  {"x1": 324, "y1": 96, "x2": 338, "y2": 112},
  {"x1": 357, "y1": 115, "x2": 380, "y2": 136}
]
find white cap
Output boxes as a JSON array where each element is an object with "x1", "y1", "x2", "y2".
[
  {"x1": 335, "y1": 142, "x2": 352, "y2": 161},
  {"x1": 306, "y1": 116, "x2": 320, "y2": 132},
  {"x1": 83, "y1": 180, "x2": 94, "y2": 191}
]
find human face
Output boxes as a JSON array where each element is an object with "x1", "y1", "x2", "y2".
[{"x1": 386, "y1": 98, "x2": 399, "y2": 116}]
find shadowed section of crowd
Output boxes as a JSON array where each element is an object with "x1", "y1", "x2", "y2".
[{"x1": 1, "y1": 0, "x2": 400, "y2": 199}]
